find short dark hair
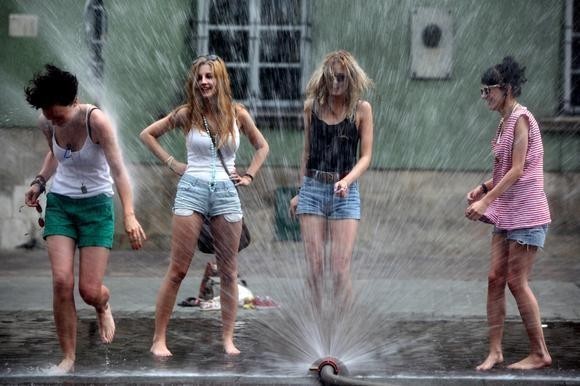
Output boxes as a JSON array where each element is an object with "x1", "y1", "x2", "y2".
[
  {"x1": 481, "y1": 56, "x2": 527, "y2": 97},
  {"x1": 24, "y1": 64, "x2": 78, "y2": 109}
]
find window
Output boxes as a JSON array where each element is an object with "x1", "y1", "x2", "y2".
[
  {"x1": 564, "y1": 0, "x2": 580, "y2": 114},
  {"x1": 198, "y1": 0, "x2": 311, "y2": 127}
]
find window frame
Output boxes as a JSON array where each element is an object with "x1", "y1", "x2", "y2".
[
  {"x1": 564, "y1": 0, "x2": 580, "y2": 114},
  {"x1": 197, "y1": 0, "x2": 311, "y2": 121}
]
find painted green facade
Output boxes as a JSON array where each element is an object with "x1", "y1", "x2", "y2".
[{"x1": 1, "y1": 0, "x2": 577, "y2": 171}]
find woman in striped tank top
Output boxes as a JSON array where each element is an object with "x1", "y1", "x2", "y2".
[{"x1": 465, "y1": 57, "x2": 552, "y2": 371}]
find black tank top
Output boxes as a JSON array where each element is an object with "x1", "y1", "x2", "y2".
[{"x1": 306, "y1": 111, "x2": 359, "y2": 172}]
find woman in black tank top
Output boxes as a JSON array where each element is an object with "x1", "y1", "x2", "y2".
[{"x1": 289, "y1": 50, "x2": 374, "y2": 309}]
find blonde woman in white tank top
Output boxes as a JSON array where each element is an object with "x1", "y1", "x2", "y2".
[{"x1": 141, "y1": 55, "x2": 268, "y2": 357}]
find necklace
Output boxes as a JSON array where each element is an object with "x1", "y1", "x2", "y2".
[
  {"x1": 202, "y1": 115, "x2": 217, "y2": 192},
  {"x1": 496, "y1": 102, "x2": 520, "y2": 144},
  {"x1": 57, "y1": 105, "x2": 88, "y2": 194}
]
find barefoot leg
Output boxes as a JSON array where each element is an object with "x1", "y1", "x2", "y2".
[
  {"x1": 48, "y1": 236, "x2": 77, "y2": 373},
  {"x1": 506, "y1": 242, "x2": 552, "y2": 370},
  {"x1": 477, "y1": 234, "x2": 508, "y2": 371},
  {"x1": 151, "y1": 215, "x2": 199, "y2": 357},
  {"x1": 79, "y1": 247, "x2": 115, "y2": 343},
  {"x1": 213, "y1": 216, "x2": 241, "y2": 355},
  {"x1": 96, "y1": 303, "x2": 115, "y2": 344}
]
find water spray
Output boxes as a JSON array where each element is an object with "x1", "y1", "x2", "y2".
[{"x1": 310, "y1": 357, "x2": 396, "y2": 386}]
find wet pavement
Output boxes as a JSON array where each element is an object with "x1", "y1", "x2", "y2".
[{"x1": 1, "y1": 245, "x2": 579, "y2": 385}]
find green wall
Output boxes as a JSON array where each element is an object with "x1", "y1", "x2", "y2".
[
  {"x1": 1, "y1": 0, "x2": 577, "y2": 171},
  {"x1": 309, "y1": 0, "x2": 571, "y2": 171}
]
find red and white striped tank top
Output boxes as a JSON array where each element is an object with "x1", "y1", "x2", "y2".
[{"x1": 482, "y1": 107, "x2": 551, "y2": 230}]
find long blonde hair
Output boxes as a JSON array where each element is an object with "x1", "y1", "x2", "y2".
[
  {"x1": 172, "y1": 55, "x2": 235, "y2": 148},
  {"x1": 305, "y1": 50, "x2": 373, "y2": 120}
]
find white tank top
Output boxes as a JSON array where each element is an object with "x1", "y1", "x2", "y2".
[
  {"x1": 50, "y1": 107, "x2": 114, "y2": 198},
  {"x1": 184, "y1": 122, "x2": 240, "y2": 181}
]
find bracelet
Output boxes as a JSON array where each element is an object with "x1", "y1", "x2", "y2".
[
  {"x1": 243, "y1": 173, "x2": 254, "y2": 181},
  {"x1": 30, "y1": 175, "x2": 47, "y2": 193},
  {"x1": 165, "y1": 155, "x2": 175, "y2": 171},
  {"x1": 481, "y1": 183, "x2": 489, "y2": 194}
]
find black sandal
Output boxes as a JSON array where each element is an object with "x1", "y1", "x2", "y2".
[{"x1": 178, "y1": 297, "x2": 200, "y2": 307}]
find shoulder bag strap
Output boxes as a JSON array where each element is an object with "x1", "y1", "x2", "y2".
[{"x1": 202, "y1": 115, "x2": 230, "y2": 177}]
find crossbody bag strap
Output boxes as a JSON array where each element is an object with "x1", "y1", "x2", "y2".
[{"x1": 202, "y1": 115, "x2": 230, "y2": 177}]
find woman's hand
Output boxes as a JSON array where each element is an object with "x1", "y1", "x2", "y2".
[
  {"x1": 465, "y1": 199, "x2": 488, "y2": 221},
  {"x1": 169, "y1": 160, "x2": 186, "y2": 176},
  {"x1": 124, "y1": 213, "x2": 147, "y2": 250},
  {"x1": 231, "y1": 170, "x2": 253, "y2": 186},
  {"x1": 466, "y1": 185, "x2": 484, "y2": 205},
  {"x1": 334, "y1": 180, "x2": 349, "y2": 198},
  {"x1": 289, "y1": 195, "x2": 299, "y2": 219},
  {"x1": 24, "y1": 185, "x2": 43, "y2": 207}
]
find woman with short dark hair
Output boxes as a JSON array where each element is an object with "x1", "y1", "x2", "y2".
[{"x1": 24, "y1": 64, "x2": 146, "y2": 373}]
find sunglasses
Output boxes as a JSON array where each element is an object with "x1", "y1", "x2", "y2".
[
  {"x1": 19, "y1": 204, "x2": 45, "y2": 227},
  {"x1": 480, "y1": 84, "x2": 501, "y2": 97},
  {"x1": 195, "y1": 54, "x2": 220, "y2": 62},
  {"x1": 64, "y1": 144, "x2": 72, "y2": 159}
]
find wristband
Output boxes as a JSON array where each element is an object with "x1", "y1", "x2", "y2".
[
  {"x1": 481, "y1": 183, "x2": 489, "y2": 194},
  {"x1": 243, "y1": 173, "x2": 254, "y2": 181},
  {"x1": 30, "y1": 175, "x2": 46, "y2": 193}
]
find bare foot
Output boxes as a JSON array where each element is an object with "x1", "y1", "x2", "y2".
[
  {"x1": 48, "y1": 358, "x2": 75, "y2": 374},
  {"x1": 476, "y1": 352, "x2": 504, "y2": 371},
  {"x1": 224, "y1": 340, "x2": 240, "y2": 355},
  {"x1": 508, "y1": 353, "x2": 552, "y2": 370},
  {"x1": 96, "y1": 303, "x2": 115, "y2": 343},
  {"x1": 150, "y1": 341, "x2": 173, "y2": 357}
]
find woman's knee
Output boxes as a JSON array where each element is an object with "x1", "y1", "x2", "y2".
[
  {"x1": 487, "y1": 270, "x2": 507, "y2": 288},
  {"x1": 507, "y1": 275, "x2": 528, "y2": 295},
  {"x1": 166, "y1": 266, "x2": 188, "y2": 285},
  {"x1": 79, "y1": 283, "x2": 103, "y2": 305},
  {"x1": 53, "y1": 275, "x2": 74, "y2": 297}
]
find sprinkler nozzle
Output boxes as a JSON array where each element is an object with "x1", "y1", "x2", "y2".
[{"x1": 309, "y1": 356, "x2": 349, "y2": 376}]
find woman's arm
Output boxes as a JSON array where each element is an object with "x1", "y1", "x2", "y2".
[
  {"x1": 288, "y1": 101, "x2": 313, "y2": 217},
  {"x1": 25, "y1": 118, "x2": 58, "y2": 207},
  {"x1": 300, "y1": 100, "x2": 313, "y2": 184},
  {"x1": 335, "y1": 100, "x2": 373, "y2": 195},
  {"x1": 91, "y1": 109, "x2": 146, "y2": 249},
  {"x1": 235, "y1": 105, "x2": 269, "y2": 186},
  {"x1": 466, "y1": 116, "x2": 529, "y2": 220},
  {"x1": 139, "y1": 109, "x2": 187, "y2": 176}
]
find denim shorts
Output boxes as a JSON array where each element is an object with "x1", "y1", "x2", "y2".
[
  {"x1": 173, "y1": 174, "x2": 242, "y2": 221},
  {"x1": 43, "y1": 192, "x2": 114, "y2": 248},
  {"x1": 296, "y1": 176, "x2": 361, "y2": 220},
  {"x1": 493, "y1": 224, "x2": 549, "y2": 248}
]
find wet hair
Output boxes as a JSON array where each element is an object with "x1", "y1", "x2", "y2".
[
  {"x1": 305, "y1": 50, "x2": 373, "y2": 120},
  {"x1": 172, "y1": 55, "x2": 235, "y2": 147},
  {"x1": 481, "y1": 56, "x2": 527, "y2": 97},
  {"x1": 24, "y1": 64, "x2": 78, "y2": 109}
]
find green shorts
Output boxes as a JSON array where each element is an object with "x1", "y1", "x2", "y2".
[{"x1": 43, "y1": 192, "x2": 115, "y2": 249}]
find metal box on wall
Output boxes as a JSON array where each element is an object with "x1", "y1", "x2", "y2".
[{"x1": 410, "y1": 7, "x2": 453, "y2": 79}]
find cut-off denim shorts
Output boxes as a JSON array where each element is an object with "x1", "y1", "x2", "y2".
[
  {"x1": 296, "y1": 176, "x2": 361, "y2": 220},
  {"x1": 493, "y1": 224, "x2": 549, "y2": 248},
  {"x1": 173, "y1": 174, "x2": 243, "y2": 222}
]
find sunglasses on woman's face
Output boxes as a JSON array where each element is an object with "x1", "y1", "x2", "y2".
[
  {"x1": 19, "y1": 204, "x2": 44, "y2": 227},
  {"x1": 480, "y1": 84, "x2": 501, "y2": 97}
]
